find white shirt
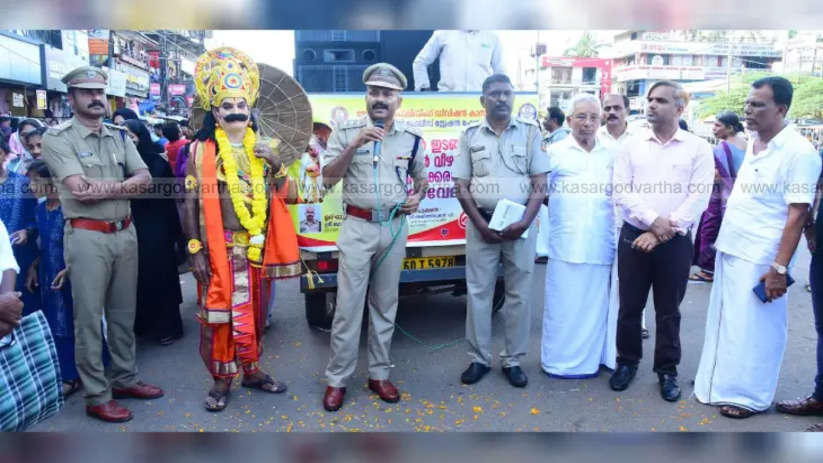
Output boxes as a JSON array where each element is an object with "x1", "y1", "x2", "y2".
[
  {"x1": 0, "y1": 220, "x2": 19, "y2": 274},
  {"x1": 547, "y1": 136, "x2": 616, "y2": 265},
  {"x1": 716, "y1": 124, "x2": 822, "y2": 265},
  {"x1": 412, "y1": 31, "x2": 505, "y2": 92},
  {"x1": 597, "y1": 123, "x2": 636, "y2": 150},
  {"x1": 613, "y1": 128, "x2": 715, "y2": 234}
]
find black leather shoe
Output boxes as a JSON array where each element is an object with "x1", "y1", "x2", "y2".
[
  {"x1": 502, "y1": 366, "x2": 528, "y2": 388},
  {"x1": 609, "y1": 364, "x2": 637, "y2": 391},
  {"x1": 461, "y1": 362, "x2": 490, "y2": 384},
  {"x1": 659, "y1": 374, "x2": 681, "y2": 402}
]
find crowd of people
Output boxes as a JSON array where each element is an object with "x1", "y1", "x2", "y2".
[{"x1": 0, "y1": 43, "x2": 822, "y2": 434}]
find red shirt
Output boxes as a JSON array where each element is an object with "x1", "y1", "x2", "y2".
[{"x1": 165, "y1": 138, "x2": 188, "y2": 167}]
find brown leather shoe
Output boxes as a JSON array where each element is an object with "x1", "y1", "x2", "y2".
[
  {"x1": 776, "y1": 396, "x2": 823, "y2": 416},
  {"x1": 86, "y1": 400, "x2": 133, "y2": 423},
  {"x1": 368, "y1": 379, "x2": 399, "y2": 403},
  {"x1": 323, "y1": 386, "x2": 346, "y2": 412},
  {"x1": 112, "y1": 381, "x2": 164, "y2": 400}
]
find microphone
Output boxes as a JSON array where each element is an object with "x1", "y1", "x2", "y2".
[{"x1": 373, "y1": 120, "x2": 384, "y2": 167}]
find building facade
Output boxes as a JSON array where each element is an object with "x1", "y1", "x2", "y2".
[{"x1": 606, "y1": 31, "x2": 781, "y2": 111}]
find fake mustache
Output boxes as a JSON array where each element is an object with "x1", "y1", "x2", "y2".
[{"x1": 224, "y1": 113, "x2": 249, "y2": 122}]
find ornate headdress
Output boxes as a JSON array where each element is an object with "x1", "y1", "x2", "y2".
[{"x1": 194, "y1": 47, "x2": 260, "y2": 110}]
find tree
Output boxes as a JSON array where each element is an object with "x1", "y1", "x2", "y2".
[
  {"x1": 563, "y1": 32, "x2": 603, "y2": 57},
  {"x1": 698, "y1": 73, "x2": 823, "y2": 120}
]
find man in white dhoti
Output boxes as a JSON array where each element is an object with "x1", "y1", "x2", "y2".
[
  {"x1": 694, "y1": 76, "x2": 822, "y2": 419},
  {"x1": 542, "y1": 94, "x2": 617, "y2": 378}
]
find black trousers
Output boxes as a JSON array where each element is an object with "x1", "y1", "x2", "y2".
[{"x1": 616, "y1": 222, "x2": 692, "y2": 376}]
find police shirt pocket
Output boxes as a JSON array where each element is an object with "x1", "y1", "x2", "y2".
[
  {"x1": 393, "y1": 156, "x2": 409, "y2": 180},
  {"x1": 78, "y1": 155, "x2": 105, "y2": 178},
  {"x1": 510, "y1": 146, "x2": 528, "y2": 174},
  {"x1": 353, "y1": 148, "x2": 372, "y2": 164},
  {"x1": 470, "y1": 146, "x2": 491, "y2": 177}
]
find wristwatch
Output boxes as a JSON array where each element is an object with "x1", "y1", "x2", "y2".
[
  {"x1": 187, "y1": 238, "x2": 203, "y2": 255},
  {"x1": 771, "y1": 262, "x2": 788, "y2": 275}
]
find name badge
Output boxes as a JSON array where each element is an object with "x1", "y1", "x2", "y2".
[
  {"x1": 78, "y1": 152, "x2": 93, "y2": 159},
  {"x1": 469, "y1": 145, "x2": 485, "y2": 153},
  {"x1": 355, "y1": 149, "x2": 370, "y2": 155}
]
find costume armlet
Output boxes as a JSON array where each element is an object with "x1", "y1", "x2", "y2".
[{"x1": 185, "y1": 174, "x2": 199, "y2": 191}]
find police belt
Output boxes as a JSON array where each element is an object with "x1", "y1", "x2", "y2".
[
  {"x1": 345, "y1": 204, "x2": 403, "y2": 222},
  {"x1": 69, "y1": 216, "x2": 132, "y2": 233}
]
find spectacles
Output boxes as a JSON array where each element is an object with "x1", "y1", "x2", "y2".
[{"x1": 572, "y1": 114, "x2": 600, "y2": 122}]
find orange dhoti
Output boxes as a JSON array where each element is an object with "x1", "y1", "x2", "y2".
[
  {"x1": 192, "y1": 138, "x2": 302, "y2": 380},
  {"x1": 199, "y1": 231, "x2": 271, "y2": 378}
]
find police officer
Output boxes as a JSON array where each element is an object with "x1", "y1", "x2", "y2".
[
  {"x1": 453, "y1": 74, "x2": 549, "y2": 388},
  {"x1": 321, "y1": 63, "x2": 428, "y2": 412},
  {"x1": 41, "y1": 66, "x2": 163, "y2": 423}
]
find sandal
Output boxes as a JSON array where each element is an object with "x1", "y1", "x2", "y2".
[
  {"x1": 689, "y1": 271, "x2": 714, "y2": 282},
  {"x1": 62, "y1": 379, "x2": 81, "y2": 398},
  {"x1": 204, "y1": 387, "x2": 230, "y2": 412},
  {"x1": 806, "y1": 422, "x2": 823, "y2": 432},
  {"x1": 241, "y1": 373, "x2": 287, "y2": 394},
  {"x1": 719, "y1": 405, "x2": 760, "y2": 419}
]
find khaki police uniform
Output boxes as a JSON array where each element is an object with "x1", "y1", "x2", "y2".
[
  {"x1": 322, "y1": 64, "x2": 426, "y2": 387},
  {"x1": 453, "y1": 117, "x2": 549, "y2": 368},
  {"x1": 40, "y1": 66, "x2": 149, "y2": 406}
]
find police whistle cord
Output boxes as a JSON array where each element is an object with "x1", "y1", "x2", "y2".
[{"x1": 371, "y1": 164, "x2": 464, "y2": 351}]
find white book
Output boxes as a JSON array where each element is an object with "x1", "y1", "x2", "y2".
[{"x1": 488, "y1": 199, "x2": 529, "y2": 239}]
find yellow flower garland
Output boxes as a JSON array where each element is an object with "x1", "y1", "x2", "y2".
[{"x1": 215, "y1": 127, "x2": 267, "y2": 262}]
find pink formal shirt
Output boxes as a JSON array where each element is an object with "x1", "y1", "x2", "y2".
[{"x1": 613, "y1": 128, "x2": 714, "y2": 234}]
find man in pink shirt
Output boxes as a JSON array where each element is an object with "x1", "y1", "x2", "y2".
[{"x1": 610, "y1": 81, "x2": 714, "y2": 402}]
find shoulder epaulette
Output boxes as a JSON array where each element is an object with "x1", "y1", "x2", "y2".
[
  {"x1": 339, "y1": 118, "x2": 367, "y2": 130},
  {"x1": 516, "y1": 117, "x2": 539, "y2": 128},
  {"x1": 46, "y1": 120, "x2": 73, "y2": 135},
  {"x1": 103, "y1": 122, "x2": 127, "y2": 131}
]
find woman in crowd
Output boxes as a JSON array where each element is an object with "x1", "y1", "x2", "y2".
[
  {"x1": 124, "y1": 119, "x2": 184, "y2": 345},
  {"x1": 690, "y1": 111, "x2": 747, "y2": 282},
  {"x1": 0, "y1": 133, "x2": 39, "y2": 313},
  {"x1": 6, "y1": 118, "x2": 42, "y2": 174},
  {"x1": 24, "y1": 160, "x2": 81, "y2": 397}
]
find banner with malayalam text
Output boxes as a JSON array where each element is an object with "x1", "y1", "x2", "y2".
[{"x1": 288, "y1": 92, "x2": 539, "y2": 252}]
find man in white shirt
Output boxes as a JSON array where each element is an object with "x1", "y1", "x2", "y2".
[
  {"x1": 412, "y1": 30, "x2": 505, "y2": 92},
  {"x1": 598, "y1": 94, "x2": 636, "y2": 149},
  {"x1": 541, "y1": 94, "x2": 617, "y2": 378},
  {"x1": 0, "y1": 220, "x2": 23, "y2": 338},
  {"x1": 694, "y1": 76, "x2": 822, "y2": 419},
  {"x1": 597, "y1": 94, "x2": 648, "y2": 339},
  {"x1": 543, "y1": 107, "x2": 570, "y2": 147}
]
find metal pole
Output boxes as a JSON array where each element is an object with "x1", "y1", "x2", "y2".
[
  {"x1": 160, "y1": 32, "x2": 168, "y2": 113},
  {"x1": 535, "y1": 31, "x2": 540, "y2": 93},
  {"x1": 726, "y1": 43, "x2": 732, "y2": 93}
]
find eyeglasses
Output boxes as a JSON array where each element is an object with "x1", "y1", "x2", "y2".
[{"x1": 572, "y1": 114, "x2": 601, "y2": 122}]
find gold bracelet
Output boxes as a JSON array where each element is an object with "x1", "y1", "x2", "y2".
[
  {"x1": 187, "y1": 238, "x2": 203, "y2": 255},
  {"x1": 185, "y1": 175, "x2": 198, "y2": 191},
  {"x1": 274, "y1": 165, "x2": 288, "y2": 179}
]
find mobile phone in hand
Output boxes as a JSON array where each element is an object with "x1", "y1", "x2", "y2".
[{"x1": 753, "y1": 273, "x2": 795, "y2": 302}]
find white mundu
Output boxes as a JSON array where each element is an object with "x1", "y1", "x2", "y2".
[
  {"x1": 694, "y1": 125, "x2": 822, "y2": 412},
  {"x1": 541, "y1": 135, "x2": 617, "y2": 377}
]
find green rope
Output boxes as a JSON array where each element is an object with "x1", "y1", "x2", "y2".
[
  {"x1": 371, "y1": 164, "x2": 464, "y2": 351},
  {"x1": 395, "y1": 324, "x2": 465, "y2": 351}
]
